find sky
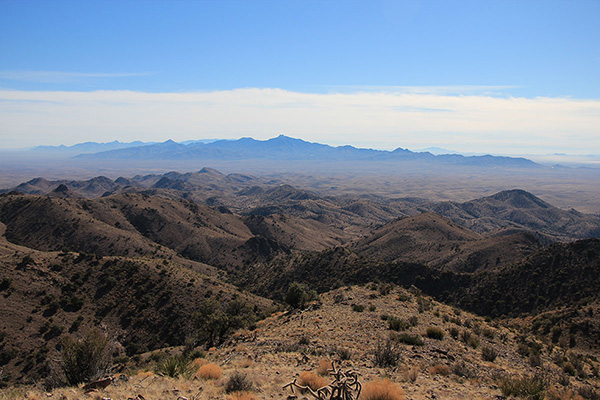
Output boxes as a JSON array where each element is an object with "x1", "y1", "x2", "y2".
[{"x1": 0, "y1": 0, "x2": 599, "y2": 154}]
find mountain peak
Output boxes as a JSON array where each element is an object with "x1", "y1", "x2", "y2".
[{"x1": 489, "y1": 189, "x2": 550, "y2": 209}]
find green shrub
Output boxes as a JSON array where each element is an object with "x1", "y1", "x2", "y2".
[
  {"x1": 390, "y1": 332, "x2": 424, "y2": 346},
  {"x1": 58, "y1": 328, "x2": 113, "y2": 385},
  {"x1": 284, "y1": 282, "x2": 318, "y2": 309},
  {"x1": 426, "y1": 327, "x2": 444, "y2": 340},
  {"x1": 352, "y1": 304, "x2": 365, "y2": 312},
  {"x1": 388, "y1": 317, "x2": 409, "y2": 332},
  {"x1": 155, "y1": 354, "x2": 192, "y2": 378},
  {"x1": 497, "y1": 372, "x2": 549, "y2": 400}
]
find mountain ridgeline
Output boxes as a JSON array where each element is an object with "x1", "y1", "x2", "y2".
[{"x1": 70, "y1": 135, "x2": 540, "y2": 168}]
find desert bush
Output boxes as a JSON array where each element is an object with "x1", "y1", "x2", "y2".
[
  {"x1": 390, "y1": 332, "x2": 424, "y2": 346},
  {"x1": 196, "y1": 362, "x2": 222, "y2": 380},
  {"x1": 408, "y1": 316, "x2": 419, "y2": 326},
  {"x1": 426, "y1": 327, "x2": 444, "y2": 340},
  {"x1": 481, "y1": 345, "x2": 498, "y2": 362},
  {"x1": 388, "y1": 317, "x2": 409, "y2": 332},
  {"x1": 429, "y1": 364, "x2": 451, "y2": 376},
  {"x1": 156, "y1": 354, "x2": 192, "y2": 378},
  {"x1": 194, "y1": 298, "x2": 255, "y2": 348},
  {"x1": 449, "y1": 326, "x2": 459, "y2": 339},
  {"x1": 298, "y1": 335, "x2": 311, "y2": 346},
  {"x1": 460, "y1": 330, "x2": 479, "y2": 348},
  {"x1": 378, "y1": 283, "x2": 394, "y2": 296},
  {"x1": 284, "y1": 282, "x2": 318, "y2": 309},
  {"x1": 317, "y1": 359, "x2": 333, "y2": 376},
  {"x1": 529, "y1": 351, "x2": 542, "y2": 368},
  {"x1": 374, "y1": 340, "x2": 401, "y2": 368},
  {"x1": 564, "y1": 362, "x2": 577, "y2": 376},
  {"x1": 452, "y1": 361, "x2": 475, "y2": 378},
  {"x1": 352, "y1": 304, "x2": 365, "y2": 312},
  {"x1": 482, "y1": 327, "x2": 495, "y2": 339},
  {"x1": 299, "y1": 371, "x2": 328, "y2": 390},
  {"x1": 225, "y1": 371, "x2": 253, "y2": 393},
  {"x1": 58, "y1": 328, "x2": 113, "y2": 385},
  {"x1": 396, "y1": 293, "x2": 410, "y2": 302},
  {"x1": 336, "y1": 347, "x2": 353, "y2": 361},
  {"x1": 361, "y1": 378, "x2": 405, "y2": 400},
  {"x1": 369, "y1": 305, "x2": 377, "y2": 312},
  {"x1": 497, "y1": 372, "x2": 549, "y2": 400}
]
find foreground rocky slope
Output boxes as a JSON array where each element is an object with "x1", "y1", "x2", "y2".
[{"x1": 5, "y1": 286, "x2": 600, "y2": 399}]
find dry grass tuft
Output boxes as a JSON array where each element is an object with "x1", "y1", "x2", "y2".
[
  {"x1": 429, "y1": 364, "x2": 451, "y2": 376},
  {"x1": 317, "y1": 359, "x2": 333, "y2": 376},
  {"x1": 226, "y1": 391, "x2": 259, "y2": 400},
  {"x1": 299, "y1": 371, "x2": 329, "y2": 390},
  {"x1": 362, "y1": 378, "x2": 405, "y2": 400},
  {"x1": 196, "y1": 362, "x2": 223, "y2": 380},
  {"x1": 134, "y1": 370, "x2": 155, "y2": 379}
]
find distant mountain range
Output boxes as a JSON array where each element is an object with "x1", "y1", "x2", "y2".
[
  {"x1": 31, "y1": 140, "x2": 155, "y2": 153},
  {"x1": 70, "y1": 135, "x2": 539, "y2": 168},
  {"x1": 30, "y1": 139, "x2": 218, "y2": 153}
]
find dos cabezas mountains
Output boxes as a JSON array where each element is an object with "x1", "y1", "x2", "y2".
[
  {"x1": 63, "y1": 135, "x2": 539, "y2": 167},
  {"x1": 1, "y1": 139, "x2": 599, "y2": 389}
]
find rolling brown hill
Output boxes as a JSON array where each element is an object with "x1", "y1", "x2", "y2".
[
  {"x1": 431, "y1": 189, "x2": 600, "y2": 241},
  {"x1": 352, "y1": 212, "x2": 543, "y2": 272},
  {"x1": 0, "y1": 191, "x2": 353, "y2": 271}
]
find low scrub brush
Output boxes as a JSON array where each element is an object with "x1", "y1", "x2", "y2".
[
  {"x1": 299, "y1": 371, "x2": 329, "y2": 390},
  {"x1": 196, "y1": 362, "x2": 223, "y2": 380},
  {"x1": 362, "y1": 378, "x2": 405, "y2": 400}
]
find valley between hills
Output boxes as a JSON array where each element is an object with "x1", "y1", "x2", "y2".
[{"x1": 1, "y1": 168, "x2": 600, "y2": 399}]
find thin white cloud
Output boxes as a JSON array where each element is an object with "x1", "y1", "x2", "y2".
[
  {"x1": 0, "y1": 70, "x2": 155, "y2": 83},
  {"x1": 326, "y1": 85, "x2": 521, "y2": 96},
  {"x1": 0, "y1": 88, "x2": 598, "y2": 154}
]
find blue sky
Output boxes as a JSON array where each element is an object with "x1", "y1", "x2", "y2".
[{"x1": 1, "y1": 0, "x2": 599, "y2": 153}]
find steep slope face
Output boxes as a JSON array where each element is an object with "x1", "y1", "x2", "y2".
[
  {"x1": 242, "y1": 214, "x2": 350, "y2": 251},
  {"x1": 352, "y1": 212, "x2": 542, "y2": 272},
  {"x1": 0, "y1": 241, "x2": 273, "y2": 385},
  {"x1": 451, "y1": 238, "x2": 600, "y2": 317},
  {"x1": 432, "y1": 189, "x2": 600, "y2": 240}
]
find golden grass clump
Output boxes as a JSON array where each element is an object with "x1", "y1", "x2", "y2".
[
  {"x1": 196, "y1": 362, "x2": 223, "y2": 380},
  {"x1": 134, "y1": 370, "x2": 155, "y2": 379},
  {"x1": 429, "y1": 363, "x2": 451, "y2": 376},
  {"x1": 299, "y1": 371, "x2": 329, "y2": 390},
  {"x1": 317, "y1": 359, "x2": 333, "y2": 376},
  {"x1": 226, "y1": 391, "x2": 259, "y2": 400},
  {"x1": 191, "y1": 357, "x2": 208, "y2": 369},
  {"x1": 362, "y1": 378, "x2": 405, "y2": 400}
]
